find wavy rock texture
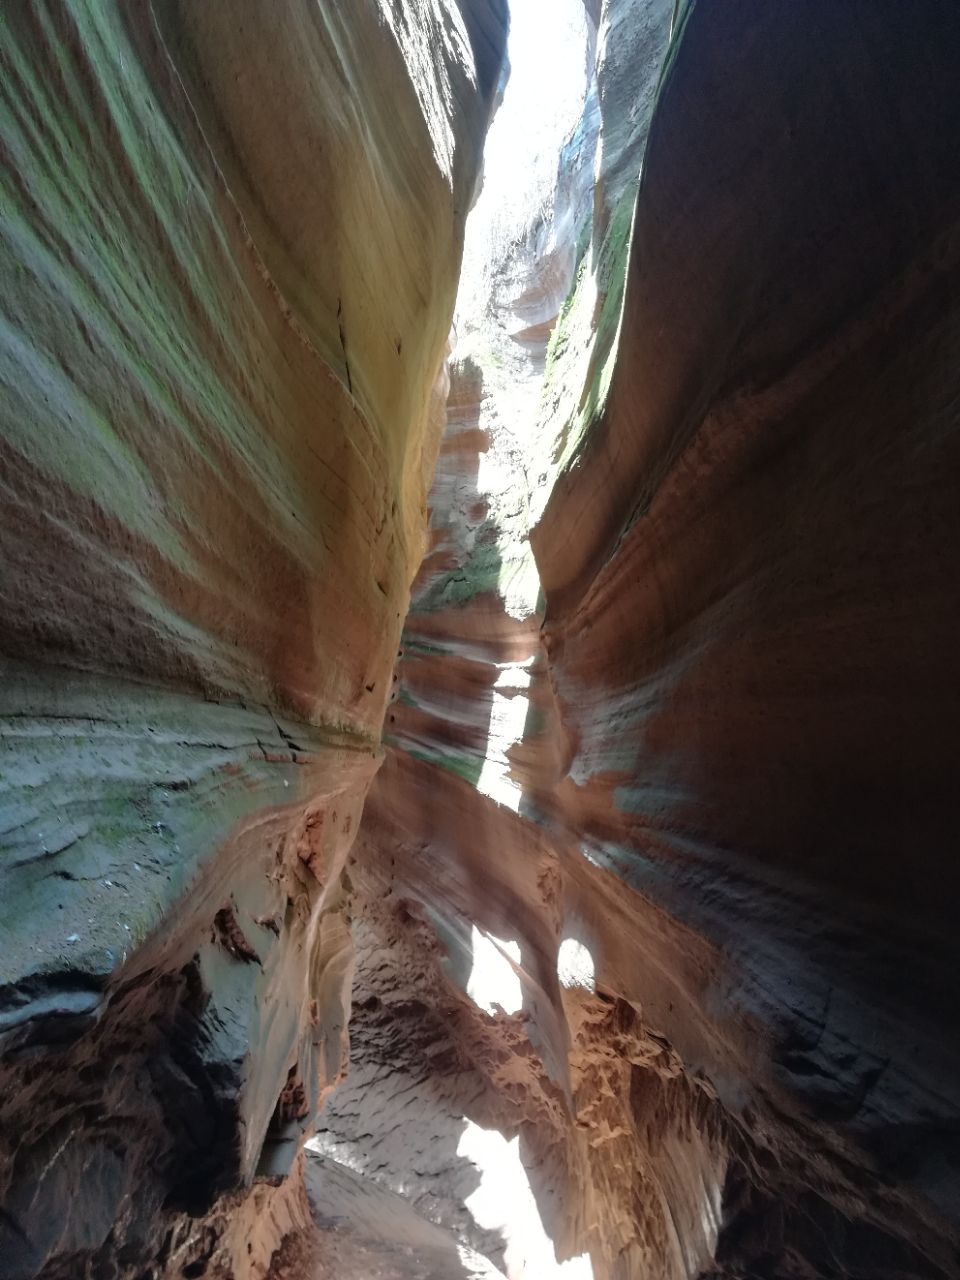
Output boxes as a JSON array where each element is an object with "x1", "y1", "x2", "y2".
[
  {"x1": 5, "y1": 0, "x2": 960, "y2": 1278},
  {"x1": 327, "y1": 1, "x2": 960, "y2": 1279},
  {"x1": 533, "y1": 0, "x2": 960, "y2": 1276},
  {"x1": 0, "y1": 2, "x2": 505, "y2": 1276}
]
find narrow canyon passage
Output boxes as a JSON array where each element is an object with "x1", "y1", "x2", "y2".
[{"x1": 2, "y1": 3, "x2": 960, "y2": 1280}]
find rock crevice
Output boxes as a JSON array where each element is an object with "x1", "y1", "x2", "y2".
[{"x1": 4, "y1": 2, "x2": 960, "y2": 1278}]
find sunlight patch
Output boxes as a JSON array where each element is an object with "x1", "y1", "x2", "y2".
[
  {"x1": 557, "y1": 937, "x2": 595, "y2": 992},
  {"x1": 467, "y1": 926, "x2": 522, "y2": 1014},
  {"x1": 475, "y1": 662, "x2": 532, "y2": 812},
  {"x1": 458, "y1": 1120, "x2": 594, "y2": 1279}
]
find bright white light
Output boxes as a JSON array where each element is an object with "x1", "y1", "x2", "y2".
[
  {"x1": 458, "y1": 1120, "x2": 594, "y2": 1279},
  {"x1": 466, "y1": 926, "x2": 522, "y2": 1014},
  {"x1": 475, "y1": 662, "x2": 532, "y2": 812},
  {"x1": 472, "y1": 0, "x2": 587, "y2": 231},
  {"x1": 699, "y1": 1169, "x2": 724, "y2": 1261},
  {"x1": 456, "y1": 0, "x2": 589, "y2": 327},
  {"x1": 557, "y1": 937, "x2": 595, "y2": 992}
]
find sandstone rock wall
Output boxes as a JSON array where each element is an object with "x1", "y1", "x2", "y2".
[
  {"x1": 0, "y1": 3, "x2": 506, "y2": 1275},
  {"x1": 5, "y1": 1, "x2": 960, "y2": 1277},
  {"x1": 329, "y1": 1, "x2": 960, "y2": 1277},
  {"x1": 533, "y1": 0, "x2": 960, "y2": 1275}
]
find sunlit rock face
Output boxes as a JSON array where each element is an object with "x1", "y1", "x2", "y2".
[
  {"x1": 333, "y1": 2, "x2": 960, "y2": 1280},
  {"x1": 327, "y1": 3, "x2": 727, "y2": 1277},
  {"x1": 5, "y1": 1, "x2": 960, "y2": 1278},
  {"x1": 0, "y1": 2, "x2": 505, "y2": 1276}
]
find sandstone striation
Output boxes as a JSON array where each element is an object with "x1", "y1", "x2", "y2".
[
  {"x1": 4, "y1": 0, "x2": 960, "y2": 1278},
  {"x1": 530, "y1": 0, "x2": 960, "y2": 1274},
  {"x1": 0, "y1": 1, "x2": 506, "y2": 1275},
  {"x1": 323, "y1": 1, "x2": 960, "y2": 1277}
]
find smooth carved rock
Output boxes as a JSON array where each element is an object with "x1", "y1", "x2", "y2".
[
  {"x1": 532, "y1": 0, "x2": 960, "y2": 1275},
  {"x1": 0, "y1": 2, "x2": 505, "y2": 1276},
  {"x1": 4, "y1": 0, "x2": 960, "y2": 1277},
  {"x1": 329, "y1": 2, "x2": 960, "y2": 1278}
]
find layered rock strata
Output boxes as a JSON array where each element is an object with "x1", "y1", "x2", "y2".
[
  {"x1": 0, "y1": 2, "x2": 506, "y2": 1275},
  {"x1": 534, "y1": 2, "x2": 960, "y2": 1274},
  {"x1": 327, "y1": 1, "x2": 960, "y2": 1278},
  {"x1": 4, "y1": 0, "x2": 960, "y2": 1278}
]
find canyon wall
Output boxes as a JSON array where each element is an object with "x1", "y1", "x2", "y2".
[
  {"x1": 0, "y1": 2, "x2": 506, "y2": 1276},
  {"x1": 534, "y1": 1, "x2": 960, "y2": 1273},
  {"x1": 4, "y1": 1, "x2": 960, "y2": 1278},
  {"x1": 332, "y1": 1, "x2": 960, "y2": 1278}
]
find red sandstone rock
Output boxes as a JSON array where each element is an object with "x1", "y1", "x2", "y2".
[
  {"x1": 4, "y1": 1, "x2": 960, "y2": 1278},
  {"x1": 0, "y1": 2, "x2": 506, "y2": 1275}
]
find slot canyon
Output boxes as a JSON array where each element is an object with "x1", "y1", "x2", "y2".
[{"x1": 2, "y1": 1, "x2": 960, "y2": 1276}]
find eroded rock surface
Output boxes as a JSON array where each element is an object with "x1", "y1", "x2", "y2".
[
  {"x1": 0, "y1": 1, "x2": 505, "y2": 1275},
  {"x1": 535, "y1": 2, "x2": 960, "y2": 1273},
  {"x1": 325, "y1": 1, "x2": 960, "y2": 1278},
  {"x1": 4, "y1": 0, "x2": 960, "y2": 1278}
]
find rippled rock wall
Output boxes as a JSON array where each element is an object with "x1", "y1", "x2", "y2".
[
  {"x1": 335, "y1": 1, "x2": 960, "y2": 1277},
  {"x1": 0, "y1": 2, "x2": 505, "y2": 1275},
  {"x1": 4, "y1": 1, "x2": 960, "y2": 1278},
  {"x1": 534, "y1": 1, "x2": 960, "y2": 1276}
]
